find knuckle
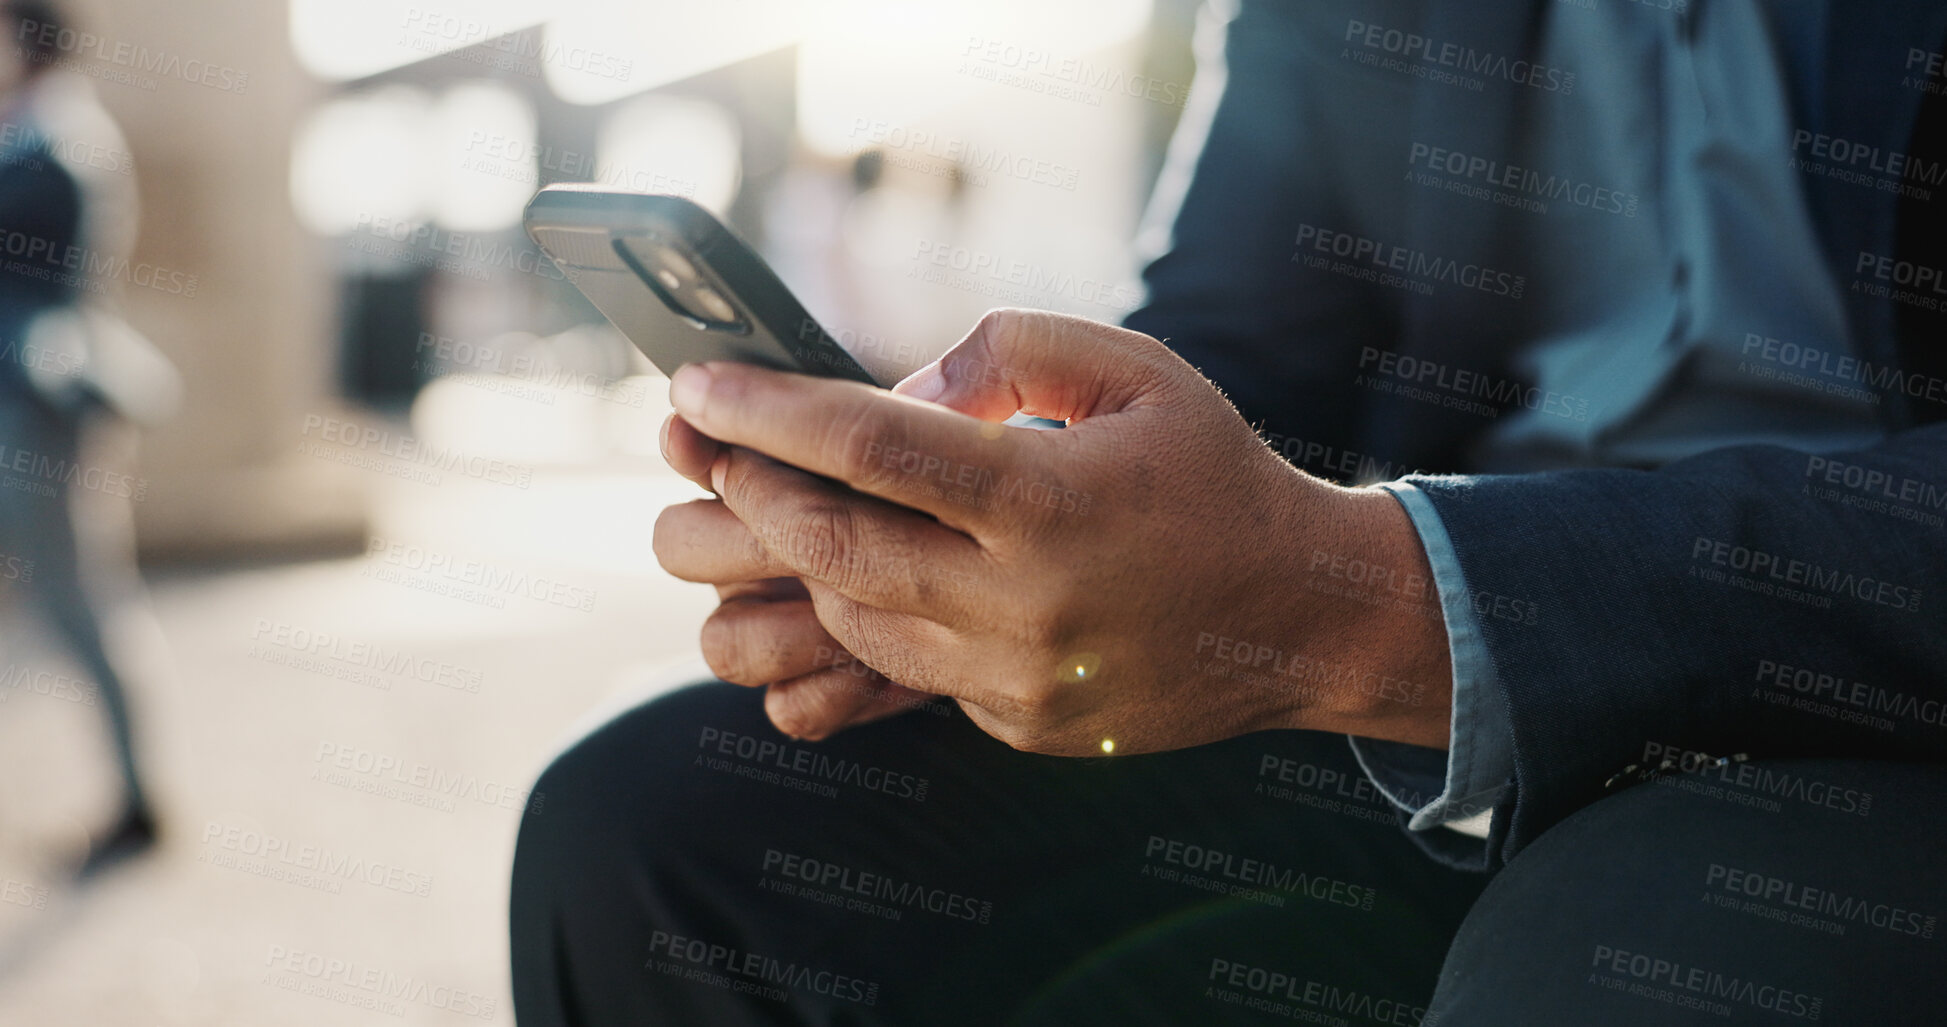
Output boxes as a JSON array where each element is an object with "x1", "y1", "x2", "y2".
[
  {"x1": 739, "y1": 522, "x2": 773, "y2": 575},
  {"x1": 1014, "y1": 687, "x2": 1061, "y2": 726},
  {"x1": 975, "y1": 307, "x2": 1025, "y2": 345},
  {"x1": 825, "y1": 600, "x2": 898, "y2": 677},
  {"x1": 828, "y1": 593, "x2": 873, "y2": 651},
  {"x1": 991, "y1": 716, "x2": 1059, "y2": 754},
  {"x1": 998, "y1": 485, "x2": 1066, "y2": 547},
  {"x1": 971, "y1": 687, "x2": 1063, "y2": 753},
  {"x1": 784, "y1": 502, "x2": 861, "y2": 586},
  {"x1": 960, "y1": 309, "x2": 1020, "y2": 379},
  {"x1": 824, "y1": 404, "x2": 887, "y2": 485},
  {"x1": 1012, "y1": 601, "x2": 1068, "y2": 657}
]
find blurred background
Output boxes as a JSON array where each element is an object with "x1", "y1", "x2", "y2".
[{"x1": 0, "y1": 0, "x2": 1198, "y2": 1021}]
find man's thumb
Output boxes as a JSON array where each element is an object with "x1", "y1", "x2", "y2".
[{"x1": 891, "y1": 308, "x2": 1177, "y2": 424}]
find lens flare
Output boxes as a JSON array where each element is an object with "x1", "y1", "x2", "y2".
[{"x1": 1059, "y1": 652, "x2": 1102, "y2": 684}]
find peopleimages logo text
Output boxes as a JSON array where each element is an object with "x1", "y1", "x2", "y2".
[
  {"x1": 1293, "y1": 223, "x2": 1525, "y2": 298},
  {"x1": 1344, "y1": 19, "x2": 1575, "y2": 93},
  {"x1": 1691, "y1": 536, "x2": 1922, "y2": 613}
]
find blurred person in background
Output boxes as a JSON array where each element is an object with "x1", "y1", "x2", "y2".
[{"x1": 0, "y1": 0, "x2": 175, "y2": 878}]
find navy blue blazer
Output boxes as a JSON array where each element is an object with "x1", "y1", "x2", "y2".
[{"x1": 1123, "y1": 0, "x2": 1947, "y2": 869}]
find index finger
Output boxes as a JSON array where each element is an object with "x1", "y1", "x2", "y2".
[
  {"x1": 660, "y1": 413, "x2": 722, "y2": 494},
  {"x1": 667, "y1": 361, "x2": 1034, "y2": 532}
]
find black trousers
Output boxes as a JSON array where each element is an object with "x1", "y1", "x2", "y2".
[{"x1": 511, "y1": 682, "x2": 1947, "y2": 1025}]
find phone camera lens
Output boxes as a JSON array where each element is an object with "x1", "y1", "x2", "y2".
[
  {"x1": 690, "y1": 285, "x2": 737, "y2": 323},
  {"x1": 693, "y1": 286, "x2": 735, "y2": 323},
  {"x1": 649, "y1": 243, "x2": 696, "y2": 283}
]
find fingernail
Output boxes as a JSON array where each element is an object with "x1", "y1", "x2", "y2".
[
  {"x1": 709, "y1": 452, "x2": 729, "y2": 494},
  {"x1": 670, "y1": 363, "x2": 712, "y2": 417},
  {"x1": 900, "y1": 362, "x2": 948, "y2": 402},
  {"x1": 658, "y1": 415, "x2": 673, "y2": 461}
]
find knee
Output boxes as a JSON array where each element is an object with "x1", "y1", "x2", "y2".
[
  {"x1": 512, "y1": 681, "x2": 764, "y2": 894},
  {"x1": 1431, "y1": 759, "x2": 1947, "y2": 1025}
]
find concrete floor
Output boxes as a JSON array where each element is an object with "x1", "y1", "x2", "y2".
[{"x1": 0, "y1": 382, "x2": 718, "y2": 1025}]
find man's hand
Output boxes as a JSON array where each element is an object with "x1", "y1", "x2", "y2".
[
  {"x1": 655, "y1": 309, "x2": 1453, "y2": 755},
  {"x1": 660, "y1": 413, "x2": 939, "y2": 739}
]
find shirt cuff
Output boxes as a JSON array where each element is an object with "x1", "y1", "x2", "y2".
[{"x1": 1347, "y1": 482, "x2": 1514, "y2": 837}]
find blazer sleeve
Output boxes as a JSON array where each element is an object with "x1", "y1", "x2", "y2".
[
  {"x1": 1404, "y1": 422, "x2": 1947, "y2": 868},
  {"x1": 1120, "y1": 0, "x2": 1414, "y2": 472}
]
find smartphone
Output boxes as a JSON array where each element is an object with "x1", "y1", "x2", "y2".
[
  {"x1": 525, "y1": 185, "x2": 1065, "y2": 430},
  {"x1": 523, "y1": 185, "x2": 879, "y2": 385}
]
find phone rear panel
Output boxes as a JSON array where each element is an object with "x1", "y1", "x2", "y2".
[{"x1": 524, "y1": 187, "x2": 876, "y2": 384}]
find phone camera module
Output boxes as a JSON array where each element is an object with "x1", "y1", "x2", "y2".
[{"x1": 614, "y1": 235, "x2": 747, "y2": 333}]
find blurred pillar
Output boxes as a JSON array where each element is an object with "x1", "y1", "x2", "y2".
[{"x1": 88, "y1": 0, "x2": 370, "y2": 560}]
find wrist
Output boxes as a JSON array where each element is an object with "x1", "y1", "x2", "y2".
[{"x1": 1264, "y1": 484, "x2": 1454, "y2": 748}]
